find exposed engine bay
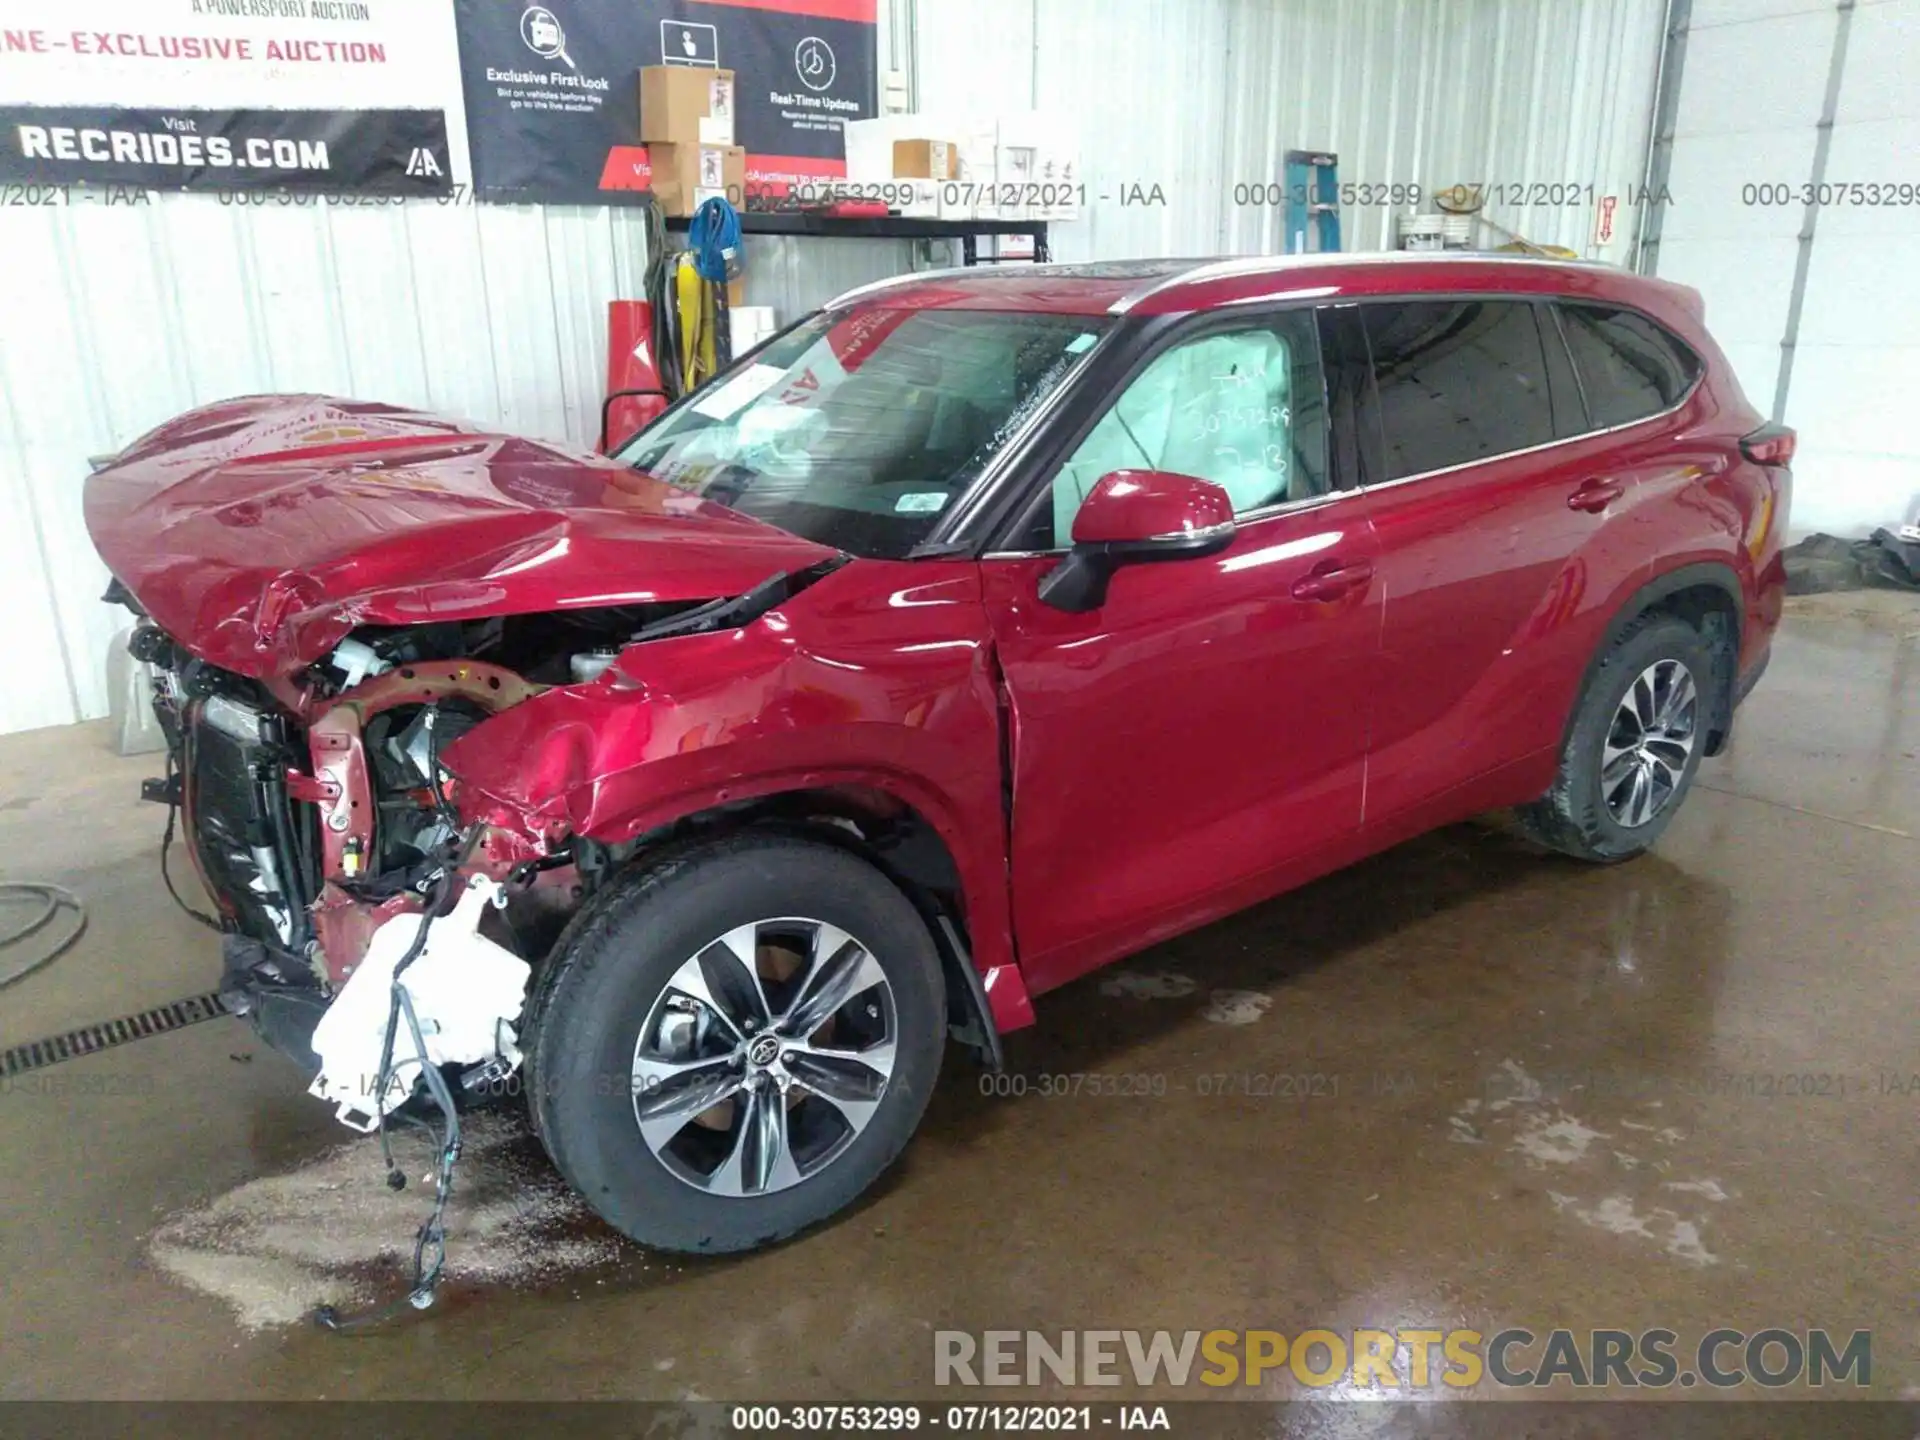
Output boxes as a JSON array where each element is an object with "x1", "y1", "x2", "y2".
[
  {"x1": 124, "y1": 594, "x2": 745, "y2": 1095},
  {"x1": 114, "y1": 552, "x2": 855, "y2": 1121}
]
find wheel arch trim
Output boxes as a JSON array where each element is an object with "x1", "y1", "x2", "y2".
[
  {"x1": 575, "y1": 773, "x2": 1024, "y2": 1060},
  {"x1": 1568, "y1": 560, "x2": 1745, "y2": 758}
]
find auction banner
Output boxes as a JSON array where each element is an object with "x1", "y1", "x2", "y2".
[
  {"x1": 0, "y1": 0, "x2": 463, "y2": 195},
  {"x1": 454, "y1": 0, "x2": 878, "y2": 206}
]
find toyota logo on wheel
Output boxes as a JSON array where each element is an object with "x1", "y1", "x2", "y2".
[
  {"x1": 747, "y1": 1034, "x2": 782, "y2": 1067},
  {"x1": 795, "y1": 35, "x2": 836, "y2": 92}
]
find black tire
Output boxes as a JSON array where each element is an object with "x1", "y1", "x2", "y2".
[
  {"x1": 1516, "y1": 613, "x2": 1714, "y2": 863},
  {"x1": 527, "y1": 831, "x2": 946, "y2": 1254}
]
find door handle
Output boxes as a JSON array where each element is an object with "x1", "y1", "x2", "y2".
[
  {"x1": 1567, "y1": 477, "x2": 1625, "y2": 513},
  {"x1": 1291, "y1": 558, "x2": 1374, "y2": 601}
]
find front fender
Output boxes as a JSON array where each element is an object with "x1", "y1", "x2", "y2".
[{"x1": 441, "y1": 559, "x2": 1018, "y2": 980}]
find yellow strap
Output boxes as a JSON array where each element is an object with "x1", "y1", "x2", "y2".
[{"x1": 674, "y1": 257, "x2": 718, "y2": 389}]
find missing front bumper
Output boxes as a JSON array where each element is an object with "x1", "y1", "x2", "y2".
[{"x1": 219, "y1": 933, "x2": 328, "y2": 1076}]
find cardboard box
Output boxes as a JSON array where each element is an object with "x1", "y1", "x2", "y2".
[
  {"x1": 647, "y1": 142, "x2": 745, "y2": 217},
  {"x1": 891, "y1": 138, "x2": 958, "y2": 180},
  {"x1": 639, "y1": 66, "x2": 736, "y2": 146}
]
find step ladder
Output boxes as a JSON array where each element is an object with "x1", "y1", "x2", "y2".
[{"x1": 1284, "y1": 149, "x2": 1340, "y2": 254}]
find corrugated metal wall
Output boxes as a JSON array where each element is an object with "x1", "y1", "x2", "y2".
[
  {"x1": 919, "y1": 0, "x2": 1666, "y2": 263},
  {"x1": 1655, "y1": 0, "x2": 1920, "y2": 536},
  {"x1": 0, "y1": 0, "x2": 1664, "y2": 736}
]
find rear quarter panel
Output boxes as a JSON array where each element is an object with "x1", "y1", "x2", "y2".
[{"x1": 1603, "y1": 274, "x2": 1788, "y2": 676}]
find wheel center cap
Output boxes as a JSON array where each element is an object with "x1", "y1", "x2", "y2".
[{"x1": 747, "y1": 1034, "x2": 782, "y2": 1067}]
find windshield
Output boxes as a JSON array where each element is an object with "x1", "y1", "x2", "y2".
[{"x1": 614, "y1": 306, "x2": 1110, "y2": 558}]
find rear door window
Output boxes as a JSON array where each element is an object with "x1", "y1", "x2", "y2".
[
  {"x1": 1361, "y1": 301, "x2": 1557, "y2": 480},
  {"x1": 1555, "y1": 303, "x2": 1701, "y2": 430}
]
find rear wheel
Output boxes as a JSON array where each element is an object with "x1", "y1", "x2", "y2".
[
  {"x1": 528, "y1": 833, "x2": 946, "y2": 1253},
  {"x1": 1516, "y1": 614, "x2": 1713, "y2": 862}
]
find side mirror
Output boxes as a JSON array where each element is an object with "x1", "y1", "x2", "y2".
[{"x1": 1037, "y1": 469, "x2": 1237, "y2": 612}]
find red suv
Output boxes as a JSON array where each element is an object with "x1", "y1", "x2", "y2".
[{"x1": 86, "y1": 255, "x2": 1789, "y2": 1253}]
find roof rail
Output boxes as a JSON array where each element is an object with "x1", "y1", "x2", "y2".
[
  {"x1": 828, "y1": 265, "x2": 975, "y2": 307},
  {"x1": 1109, "y1": 256, "x2": 1282, "y2": 314}
]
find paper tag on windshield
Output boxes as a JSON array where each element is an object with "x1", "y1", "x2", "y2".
[
  {"x1": 692, "y1": 362, "x2": 785, "y2": 420},
  {"x1": 895, "y1": 492, "x2": 949, "y2": 514}
]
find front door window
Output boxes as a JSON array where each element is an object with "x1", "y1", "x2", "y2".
[{"x1": 1042, "y1": 312, "x2": 1329, "y2": 547}]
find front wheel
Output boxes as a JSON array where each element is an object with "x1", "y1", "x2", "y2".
[
  {"x1": 1516, "y1": 613, "x2": 1714, "y2": 862},
  {"x1": 526, "y1": 832, "x2": 946, "y2": 1253}
]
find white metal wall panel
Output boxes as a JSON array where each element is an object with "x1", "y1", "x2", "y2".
[
  {"x1": 1657, "y1": 0, "x2": 1920, "y2": 536},
  {"x1": 1786, "y1": 0, "x2": 1920, "y2": 535},
  {"x1": 1654, "y1": 3, "x2": 1834, "y2": 413}
]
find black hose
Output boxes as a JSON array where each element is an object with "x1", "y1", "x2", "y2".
[
  {"x1": 314, "y1": 825, "x2": 484, "y2": 1333},
  {"x1": 162, "y1": 746, "x2": 221, "y2": 933},
  {"x1": 0, "y1": 883, "x2": 86, "y2": 989},
  {"x1": 643, "y1": 197, "x2": 684, "y2": 399}
]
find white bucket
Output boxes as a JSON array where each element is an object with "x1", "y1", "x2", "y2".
[{"x1": 1401, "y1": 212, "x2": 1445, "y2": 251}]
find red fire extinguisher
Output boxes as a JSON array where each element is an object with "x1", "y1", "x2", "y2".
[{"x1": 599, "y1": 300, "x2": 671, "y2": 453}]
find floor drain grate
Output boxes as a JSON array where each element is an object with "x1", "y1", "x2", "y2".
[{"x1": 1, "y1": 991, "x2": 232, "y2": 1078}]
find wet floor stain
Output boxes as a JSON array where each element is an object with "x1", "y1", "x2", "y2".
[
  {"x1": 1199, "y1": 989, "x2": 1272, "y2": 1025},
  {"x1": 1449, "y1": 1059, "x2": 1732, "y2": 1268},
  {"x1": 1548, "y1": 1191, "x2": 1720, "y2": 1266},
  {"x1": 1097, "y1": 969, "x2": 1197, "y2": 1000},
  {"x1": 149, "y1": 1112, "x2": 630, "y2": 1329}
]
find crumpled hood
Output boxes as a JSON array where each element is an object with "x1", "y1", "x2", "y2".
[{"x1": 85, "y1": 396, "x2": 838, "y2": 677}]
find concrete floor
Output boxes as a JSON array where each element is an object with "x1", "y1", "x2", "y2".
[{"x1": 1, "y1": 593, "x2": 1915, "y2": 1407}]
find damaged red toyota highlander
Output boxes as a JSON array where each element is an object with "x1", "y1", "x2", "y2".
[{"x1": 86, "y1": 255, "x2": 1789, "y2": 1253}]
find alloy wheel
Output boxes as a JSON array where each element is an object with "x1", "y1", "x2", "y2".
[
  {"x1": 1601, "y1": 658, "x2": 1698, "y2": 828},
  {"x1": 630, "y1": 918, "x2": 897, "y2": 1196}
]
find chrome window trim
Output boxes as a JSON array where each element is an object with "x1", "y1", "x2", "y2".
[
  {"x1": 1363, "y1": 295, "x2": 1706, "y2": 493},
  {"x1": 1148, "y1": 520, "x2": 1238, "y2": 544},
  {"x1": 1360, "y1": 385, "x2": 1701, "y2": 496},
  {"x1": 975, "y1": 290, "x2": 1704, "y2": 559},
  {"x1": 979, "y1": 361, "x2": 1699, "y2": 561},
  {"x1": 1111, "y1": 251, "x2": 1612, "y2": 316},
  {"x1": 1549, "y1": 298, "x2": 1705, "y2": 440}
]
